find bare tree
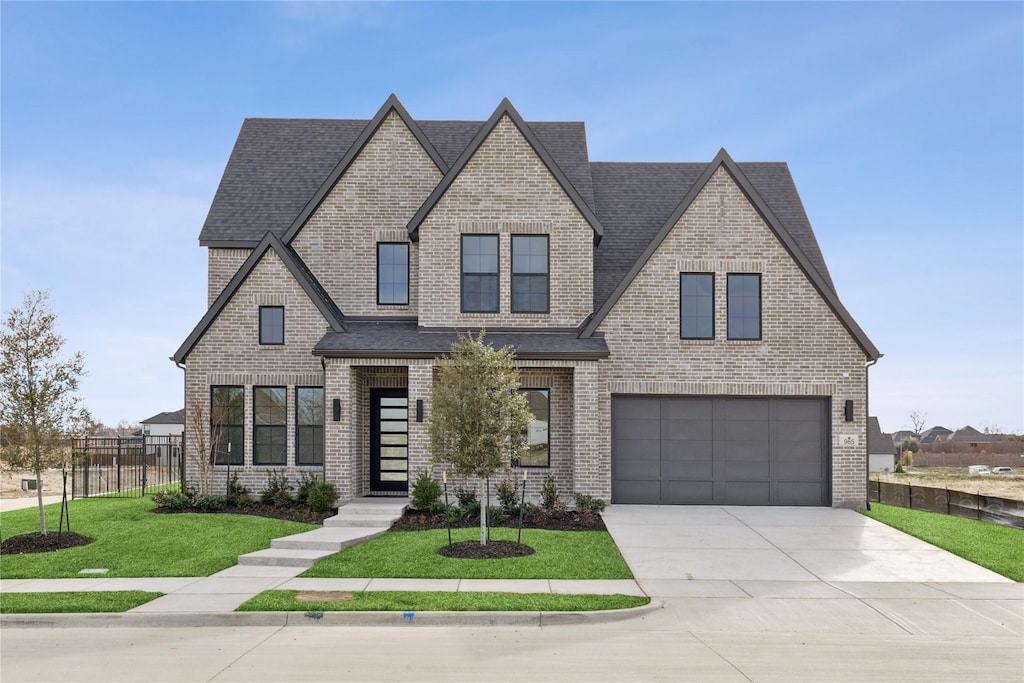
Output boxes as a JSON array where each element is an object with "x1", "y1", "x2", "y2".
[
  {"x1": 0, "y1": 290, "x2": 91, "y2": 535},
  {"x1": 184, "y1": 399, "x2": 226, "y2": 495},
  {"x1": 908, "y1": 410, "x2": 927, "y2": 435}
]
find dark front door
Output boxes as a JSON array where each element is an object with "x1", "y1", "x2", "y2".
[{"x1": 370, "y1": 388, "x2": 409, "y2": 493}]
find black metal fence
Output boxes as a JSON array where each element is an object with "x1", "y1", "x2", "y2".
[
  {"x1": 869, "y1": 480, "x2": 1024, "y2": 529},
  {"x1": 71, "y1": 435, "x2": 183, "y2": 498}
]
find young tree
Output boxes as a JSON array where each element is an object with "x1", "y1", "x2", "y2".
[
  {"x1": 0, "y1": 290, "x2": 91, "y2": 535},
  {"x1": 428, "y1": 332, "x2": 533, "y2": 545}
]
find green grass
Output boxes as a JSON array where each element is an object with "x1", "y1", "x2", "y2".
[
  {"x1": 0, "y1": 591, "x2": 162, "y2": 614},
  {"x1": 0, "y1": 497, "x2": 315, "y2": 579},
  {"x1": 300, "y1": 527, "x2": 633, "y2": 579},
  {"x1": 863, "y1": 503, "x2": 1024, "y2": 581},
  {"x1": 238, "y1": 590, "x2": 649, "y2": 612}
]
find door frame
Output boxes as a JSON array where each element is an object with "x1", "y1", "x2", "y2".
[{"x1": 369, "y1": 388, "x2": 409, "y2": 493}]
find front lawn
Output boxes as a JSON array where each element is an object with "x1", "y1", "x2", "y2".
[
  {"x1": 862, "y1": 503, "x2": 1024, "y2": 581},
  {"x1": 301, "y1": 527, "x2": 632, "y2": 580},
  {"x1": 239, "y1": 590, "x2": 648, "y2": 612},
  {"x1": 0, "y1": 497, "x2": 315, "y2": 579},
  {"x1": 0, "y1": 591, "x2": 162, "y2": 614}
]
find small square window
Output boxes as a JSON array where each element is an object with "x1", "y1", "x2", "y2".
[{"x1": 259, "y1": 307, "x2": 284, "y2": 345}]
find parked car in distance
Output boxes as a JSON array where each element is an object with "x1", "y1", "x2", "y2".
[
  {"x1": 968, "y1": 465, "x2": 992, "y2": 475},
  {"x1": 991, "y1": 467, "x2": 1013, "y2": 475}
]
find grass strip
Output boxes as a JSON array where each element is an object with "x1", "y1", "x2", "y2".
[
  {"x1": 300, "y1": 527, "x2": 632, "y2": 580},
  {"x1": 238, "y1": 590, "x2": 648, "y2": 612},
  {"x1": 862, "y1": 503, "x2": 1024, "y2": 581},
  {"x1": 1, "y1": 497, "x2": 315, "y2": 579},
  {"x1": 0, "y1": 591, "x2": 162, "y2": 614}
]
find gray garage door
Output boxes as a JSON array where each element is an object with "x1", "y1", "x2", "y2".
[{"x1": 611, "y1": 397, "x2": 829, "y2": 506}]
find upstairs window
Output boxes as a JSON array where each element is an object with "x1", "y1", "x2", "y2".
[
  {"x1": 377, "y1": 243, "x2": 409, "y2": 305},
  {"x1": 461, "y1": 235, "x2": 499, "y2": 313},
  {"x1": 680, "y1": 273, "x2": 714, "y2": 340},
  {"x1": 511, "y1": 235, "x2": 549, "y2": 313},
  {"x1": 296, "y1": 387, "x2": 324, "y2": 466},
  {"x1": 727, "y1": 273, "x2": 761, "y2": 340},
  {"x1": 211, "y1": 386, "x2": 244, "y2": 465},
  {"x1": 259, "y1": 306, "x2": 284, "y2": 345},
  {"x1": 254, "y1": 387, "x2": 286, "y2": 465}
]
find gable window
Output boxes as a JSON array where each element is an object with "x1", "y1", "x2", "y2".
[
  {"x1": 377, "y1": 243, "x2": 409, "y2": 305},
  {"x1": 211, "y1": 386, "x2": 244, "y2": 465},
  {"x1": 259, "y1": 306, "x2": 284, "y2": 345},
  {"x1": 254, "y1": 386, "x2": 287, "y2": 465},
  {"x1": 517, "y1": 389, "x2": 550, "y2": 467},
  {"x1": 680, "y1": 273, "x2": 714, "y2": 340},
  {"x1": 511, "y1": 235, "x2": 549, "y2": 313},
  {"x1": 296, "y1": 387, "x2": 324, "y2": 466},
  {"x1": 461, "y1": 235, "x2": 499, "y2": 313},
  {"x1": 727, "y1": 273, "x2": 761, "y2": 340}
]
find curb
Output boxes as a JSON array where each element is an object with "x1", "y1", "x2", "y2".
[{"x1": 0, "y1": 600, "x2": 661, "y2": 629}]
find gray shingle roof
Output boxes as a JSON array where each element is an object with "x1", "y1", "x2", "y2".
[
  {"x1": 868, "y1": 417, "x2": 895, "y2": 454},
  {"x1": 314, "y1": 321, "x2": 609, "y2": 360},
  {"x1": 141, "y1": 409, "x2": 185, "y2": 425}
]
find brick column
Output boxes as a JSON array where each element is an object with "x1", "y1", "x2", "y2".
[
  {"x1": 407, "y1": 363, "x2": 434, "y2": 483},
  {"x1": 324, "y1": 359, "x2": 354, "y2": 503},
  {"x1": 572, "y1": 363, "x2": 609, "y2": 500}
]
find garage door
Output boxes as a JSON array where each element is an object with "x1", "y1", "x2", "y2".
[{"x1": 611, "y1": 397, "x2": 829, "y2": 506}]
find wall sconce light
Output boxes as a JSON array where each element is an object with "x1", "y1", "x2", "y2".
[
  {"x1": 844, "y1": 400, "x2": 854, "y2": 422},
  {"x1": 332, "y1": 399, "x2": 341, "y2": 422},
  {"x1": 416, "y1": 399, "x2": 424, "y2": 423}
]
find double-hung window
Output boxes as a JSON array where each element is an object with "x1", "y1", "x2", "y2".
[
  {"x1": 680, "y1": 273, "x2": 714, "y2": 339},
  {"x1": 259, "y1": 306, "x2": 284, "y2": 345},
  {"x1": 727, "y1": 273, "x2": 761, "y2": 340},
  {"x1": 461, "y1": 235, "x2": 499, "y2": 313},
  {"x1": 211, "y1": 386, "x2": 244, "y2": 465},
  {"x1": 254, "y1": 387, "x2": 287, "y2": 465},
  {"x1": 511, "y1": 235, "x2": 549, "y2": 313},
  {"x1": 518, "y1": 388, "x2": 550, "y2": 467},
  {"x1": 377, "y1": 243, "x2": 409, "y2": 305},
  {"x1": 296, "y1": 387, "x2": 324, "y2": 466}
]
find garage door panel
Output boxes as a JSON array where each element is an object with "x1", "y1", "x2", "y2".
[
  {"x1": 776, "y1": 482, "x2": 826, "y2": 506},
  {"x1": 777, "y1": 461, "x2": 823, "y2": 482},
  {"x1": 614, "y1": 480, "x2": 661, "y2": 504},
  {"x1": 614, "y1": 418, "x2": 660, "y2": 441},
  {"x1": 725, "y1": 459, "x2": 769, "y2": 480},
  {"x1": 662, "y1": 439, "x2": 713, "y2": 461},
  {"x1": 724, "y1": 482, "x2": 770, "y2": 505},
  {"x1": 613, "y1": 398, "x2": 661, "y2": 419},
  {"x1": 662, "y1": 419, "x2": 713, "y2": 441},
  {"x1": 663, "y1": 480, "x2": 713, "y2": 504},
  {"x1": 775, "y1": 399, "x2": 822, "y2": 421},
  {"x1": 718, "y1": 420, "x2": 770, "y2": 441},
  {"x1": 663, "y1": 458, "x2": 713, "y2": 480},
  {"x1": 777, "y1": 420, "x2": 821, "y2": 442},
  {"x1": 722, "y1": 399, "x2": 770, "y2": 420},
  {"x1": 661, "y1": 398, "x2": 712, "y2": 420}
]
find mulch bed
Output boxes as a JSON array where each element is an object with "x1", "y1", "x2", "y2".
[
  {"x1": 152, "y1": 504, "x2": 338, "y2": 525},
  {"x1": 439, "y1": 540, "x2": 535, "y2": 559},
  {"x1": 0, "y1": 532, "x2": 93, "y2": 555},
  {"x1": 390, "y1": 507, "x2": 606, "y2": 532}
]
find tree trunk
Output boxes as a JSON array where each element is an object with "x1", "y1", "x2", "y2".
[
  {"x1": 479, "y1": 478, "x2": 488, "y2": 545},
  {"x1": 36, "y1": 472, "x2": 47, "y2": 535}
]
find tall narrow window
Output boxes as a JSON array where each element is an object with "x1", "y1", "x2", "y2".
[
  {"x1": 512, "y1": 235, "x2": 549, "y2": 313},
  {"x1": 727, "y1": 273, "x2": 761, "y2": 340},
  {"x1": 377, "y1": 243, "x2": 409, "y2": 305},
  {"x1": 211, "y1": 386, "x2": 244, "y2": 465},
  {"x1": 296, "y1": 387, "x2": 324, "y2": 466},
  {"x1": 461, "y1": 235, "x2": 499, "y2": 313},
  {"x1": 518, "y1": 389, "x2": 550, "y2": 467},
  {"x1": 259, "y1": 306, "x2": 284, "y2": 345},
  {"x1": 254, "y1": 387, "x2": 286, "y2": 465},
  {"x1": 680, "y1": 273, "x2": 714, "y2": 339}
]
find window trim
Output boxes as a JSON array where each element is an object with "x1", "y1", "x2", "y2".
[
  {"x1": 517, "y1": 388, "x2": 550, "y2": 468},
  {"x1": 210, "y1": 385, "x2": 244, "y2": 466},
  {"x1": 258, "y1": 306, "x2": 285, "y2": 346},
  {"x1": 460, "y1": 234, "x2": 500, "y2": 313},
  {"x1": 679, "y1": 272, "x2": 715, "y2": 340},
  {"x1": 253, "y1": 386, "x2": 287, "y2": 466},
  {"x1": 376, "y1": 242, "x2": 410, "y2": 306},
  {"x1": 511, "y1": 235, "x2": 550, "y2": 314},
  {"x1": 295, "y1": 386, "x2": 325, "y2": 467},
  {"x1": 726, "y1": 273, "x2": 762, "y2": 341}
]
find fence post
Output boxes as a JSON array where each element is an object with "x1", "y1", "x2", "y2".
[{"x1": 907, "y1": 483, "x2": 912, "y2": 510}]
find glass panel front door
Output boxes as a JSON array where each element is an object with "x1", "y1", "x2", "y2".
[{"x1": 371, "y1": 389, "x2": 409, "y2": 492}]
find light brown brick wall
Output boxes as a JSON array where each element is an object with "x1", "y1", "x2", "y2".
[
  {"x1": 208, "y1": 249, "x2": 251, "y2": 306},
  {"x1": 593, "y1": 167, "x2": 869, "y2": 508},
  {"x1": 290, "y1": 111, "x2": 441, "y2": 316},
  {"x1": 417, "y1": 115, "x2": 594, "y2": 328}
]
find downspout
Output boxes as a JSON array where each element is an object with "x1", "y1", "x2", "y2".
[
  {"x1": 173, "y1": 359, "x2": 186, "y2": 488},
  {"x1": 864, "y1": 355, "x2": 882, "y2": 510}
]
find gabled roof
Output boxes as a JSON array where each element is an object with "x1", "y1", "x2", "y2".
[
  {"x1": 173, "y1": 232, "x2": 344, "y2": 363},
  {"x1": 949, "y1": 426, "x2": 1006, "y2": 443},
  {"x1": 868, "y1": 417, "x2": 895, "y2": 454},
  {"x1": 406, "y1": 98, "x2": 605, "y2": 245},
  {"x1": 580, "y1": 149, "x2": 880, "y2": 361},
  {"x1": 918, "y1": 426, "x2": 953, "y2": 444},
  {"x1": 280, "y1": 94, "x2": 447, "y2": 244},
  {"x1": 141, "y1": 409, "x2": 185, "y2": 425}
]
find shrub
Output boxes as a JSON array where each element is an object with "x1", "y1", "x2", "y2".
[
  {"x1": 295, "y1": 472, "x2": 319, "y2": 506},
  {"x1": 152, "y1": 489, "x2": 192, "y2": 510},
  {"x1": 487, "y1": 506, "x2": 506, "y2": 526},
  {"x1": 235, "y1": 493, "x2": 256, "y2": 508},
  {"x1": 541, "y1": 474, "x2": 559, "y2": 510},
  {"x1": 455, "y1": 486, "x2": 478, "y2": 508},
  {"x1": 573, "y1": 492, "x2": 606, "y2": 513},
  {"x1": 260, "y1": 470, "x2": 293, "y2": 508},
  {"x1": 193, "y1": 494, "x2": 226, "y2": 511},
  {"x1": 410, "y1": 470, "x2": 442, "y2": 510},
  {"x1": 460, "y1": 500, "x2": 481, "y2": 520},
  {"x1": 306, "y1": 480, "x2": 339, "y2": 512},
  {"x1": 428, "y1": 500, "x2": 450, "y2": 517},
  {"x1": 497, "y1": 476, "x2": 520, "y2": 515}
]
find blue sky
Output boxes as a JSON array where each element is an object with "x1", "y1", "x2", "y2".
[{"x1": 2, "y1": 1, "x2": 1022, "y2": 434}]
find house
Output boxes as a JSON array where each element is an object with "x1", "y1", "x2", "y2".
[
  {"x1": 868, "y1": 417, "x2": 896, "y2": 472},
  {"x1": 948, "y1": 426, "x2": 1007, "y2": 447},
  {"x1": 173, "y1": 95, "x2": 879, "y2": 509},
  {"x1": 890, "y1": 429, "x2": 919, "y2": 449},
  {"x1": 918, "y1": 426, "x2": 953, "y2": 445},
  {"x1": 140, "y1": 409, "x2": 185, "y2": 437}
]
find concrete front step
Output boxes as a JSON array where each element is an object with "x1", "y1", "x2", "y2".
[
  {"x1": 323, "y1": 514, "x2": 400, "y2": 528},
  {"x1": 272, "y1": 527, "x2": 385, "y2": 551},
  {"x1": 237, "y1": 548, "x2": 336, "y2": 567}
]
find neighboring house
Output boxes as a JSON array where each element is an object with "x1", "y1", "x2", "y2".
[
  {"x1": 868, "y1": 418, "x2": 896, "y2": 472},
  {"x1": 140, "y1": 410, "x2": 185, "y2": 437},
  {"x1": 918, "y1": 426, "x2": 953, "y2": 445},
  {"x1": 173, "y1": 95, "x2": 879, "y2": 509},
  {"x1": 890, "y1": 430, "x2": 919, "y2": 449},
  {"x1": 948, "y1": 426, "x2": 1007, "y2": 447}
]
